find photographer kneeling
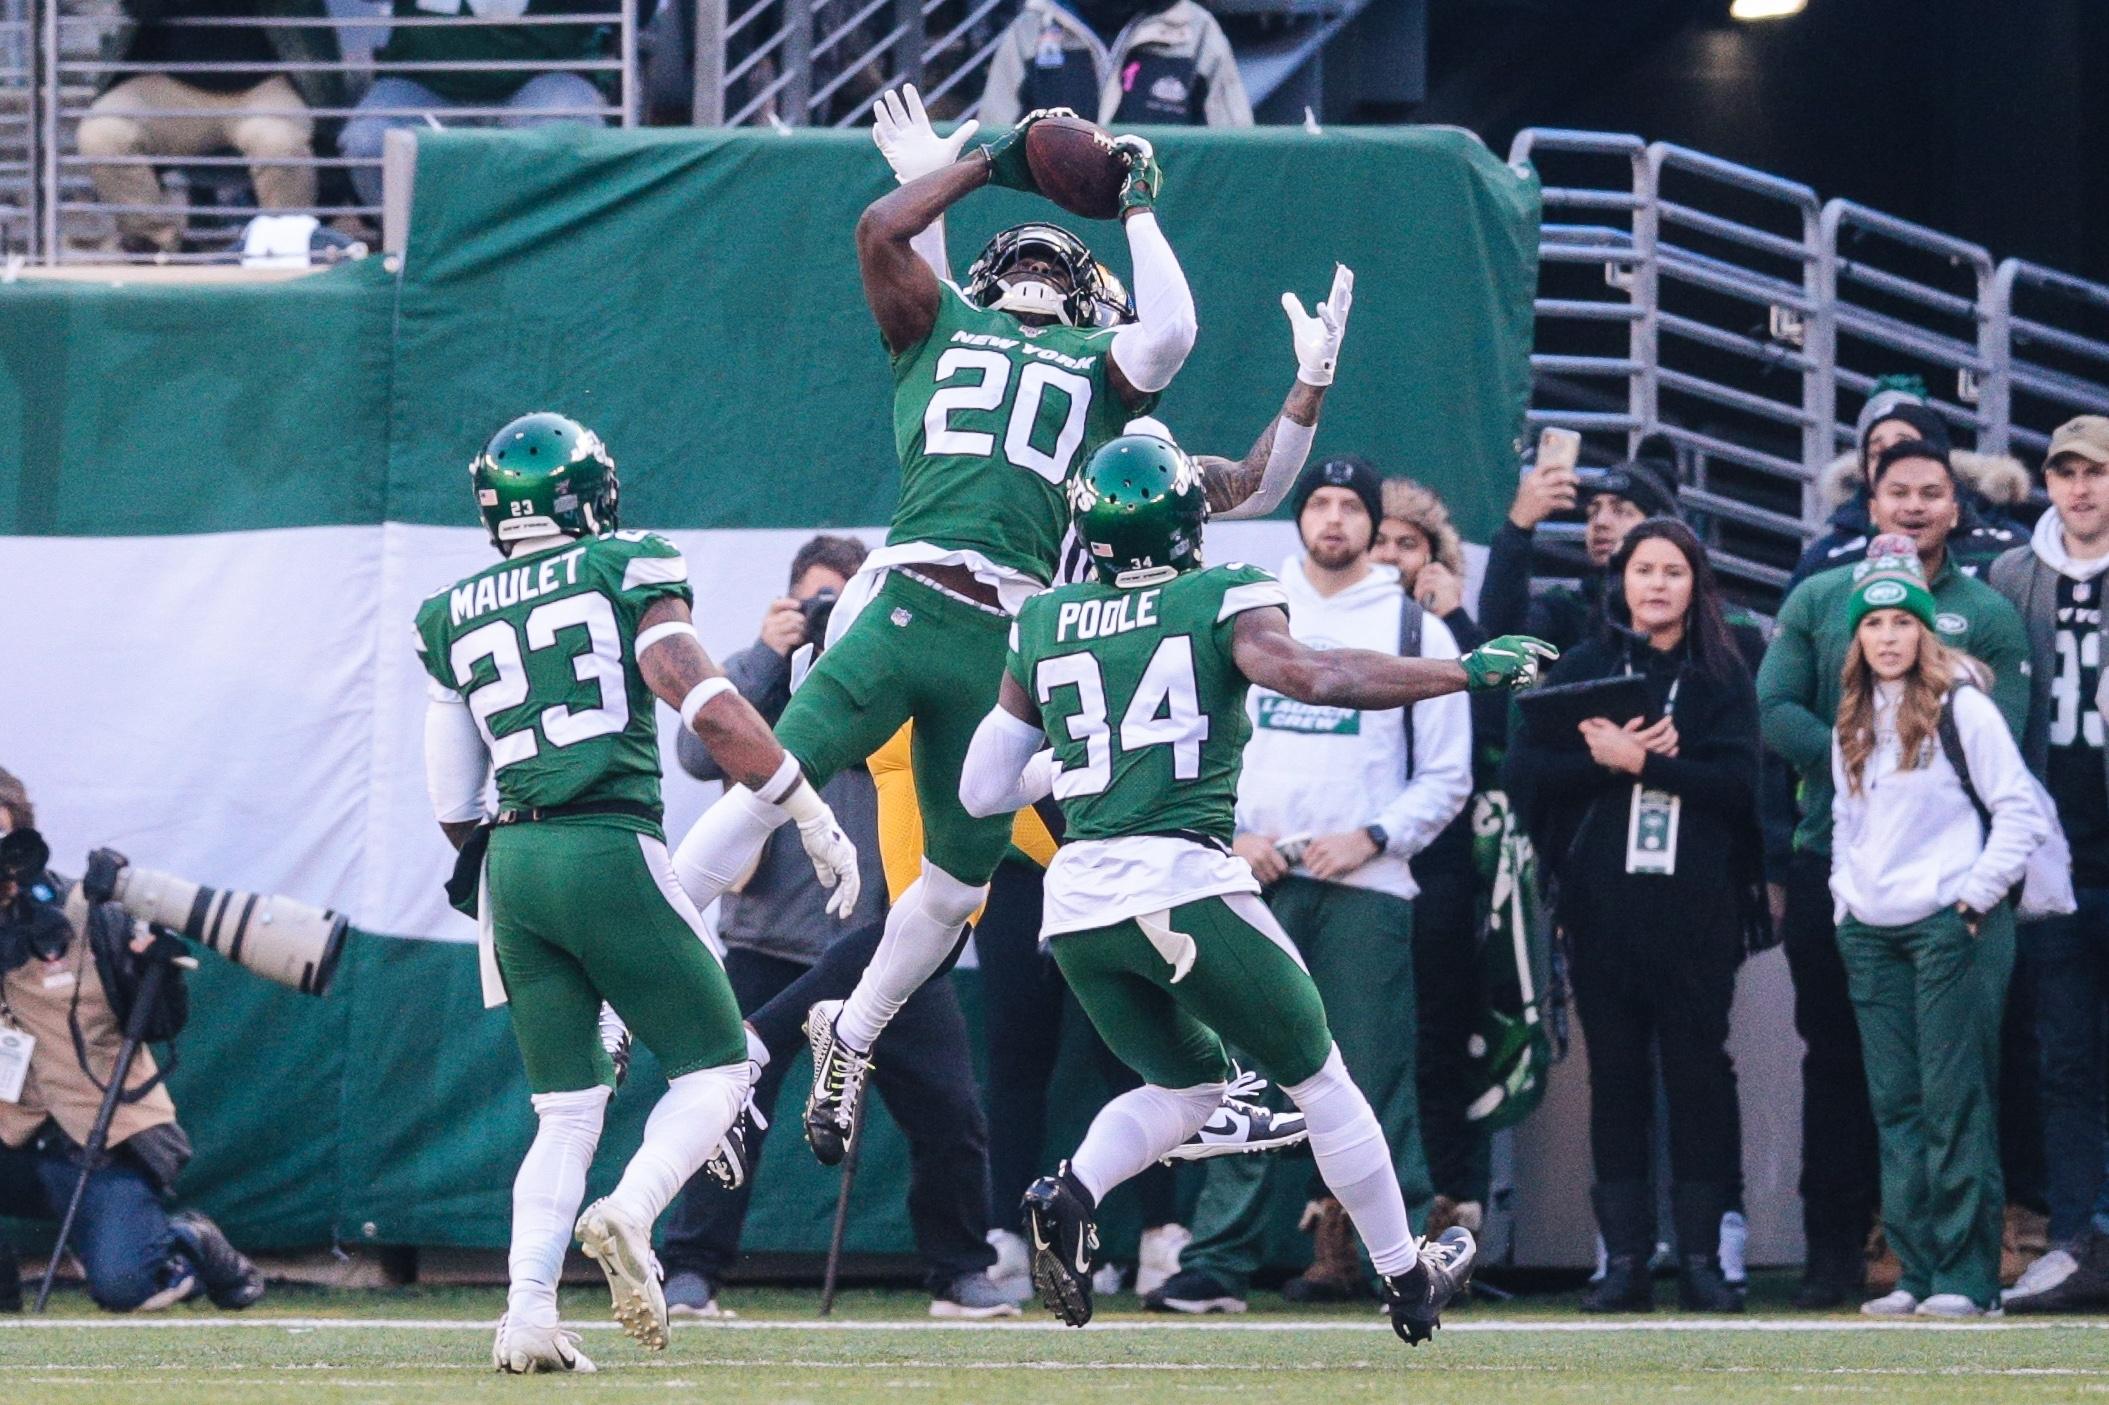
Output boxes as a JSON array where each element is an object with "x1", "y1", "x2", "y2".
[{"x1": 0, "y1": 772, "x2": 261, "y2": 1313}]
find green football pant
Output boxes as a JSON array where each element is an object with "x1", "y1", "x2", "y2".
[
  {"x1": 773, "y1": 570, "x2": 1014, "y2": 885},
  {"x1": 1180, "y1": 878, "x2": 1433, "y2": 1298},
  {"x1": 489, "y1": 821, "x2": 747, "y2": 1095},
  {"x1": 1837, "y1": 903, "x2": 2014, "y2": 1308},
  {"x1": 1050, "y1": 893, "x2": 1335, "y2": 1094}
]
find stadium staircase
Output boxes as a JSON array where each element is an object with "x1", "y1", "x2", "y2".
[{"x1": 1511, "y1": 128, "x2": 2109, "y2": 607}]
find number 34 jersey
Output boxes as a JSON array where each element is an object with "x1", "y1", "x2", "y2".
[
  {"x1": 890, "y1": 286, "x2": 1151, "y2": 584},
  {"x1": 413, "y1": 531, "x2": 691, "y2": 827},
  {"x1": 1007, "y1": 563, "x2": 1288, "y2": 846}
]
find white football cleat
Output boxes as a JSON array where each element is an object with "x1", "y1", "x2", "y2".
[
  {"x1": 491, "y1": 1313, "x2": 596, "y2": 1374},
  {"x1": 575, "y1": 1197, "x2": 670, "y2": 1350}
]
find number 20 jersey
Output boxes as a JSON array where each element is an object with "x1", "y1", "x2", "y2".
[
  {"x1": 1007, "y1": 563, "x2": 1288, "y2": 845},
  {"x1": 413, "y1": 531, "x2": 691, "y2": 827},
  {"x1": 889, "y1": 285, "x2": 1151, "y2": 584}
]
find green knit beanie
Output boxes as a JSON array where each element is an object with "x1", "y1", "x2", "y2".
[{"x1": 1846, "y1": 543, "x2": 1938, "y2": 634}]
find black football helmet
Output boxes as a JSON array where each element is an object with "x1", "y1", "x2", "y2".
[{"x1": 964, "y1": 223, "x2": 1109, "y2": 328}]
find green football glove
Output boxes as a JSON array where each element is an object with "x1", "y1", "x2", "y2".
[
  {"x1": 976, "y1": 107, "x2": 1074, "y2": 194},
  {"x1": 1462, "y1": 635, "x2": 1558, "y2": 692},
  {"x1": 1114, "y1": 134, "x2": 1160, "y2": 215}
]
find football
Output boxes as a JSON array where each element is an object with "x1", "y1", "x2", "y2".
[{"x1": 1024, "y1": 115, "x2": 1128, "y2": 220}]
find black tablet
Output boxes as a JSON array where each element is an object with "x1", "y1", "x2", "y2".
[{"x1": 1515, "y1": 674, "x2": 1654, "y2": 739}]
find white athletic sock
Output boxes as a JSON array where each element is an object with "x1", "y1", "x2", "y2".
[
  {"x1": 603, "y1": 1062, "x2": 752, "y2": 1227},
  {"x1": 1068, "y1": 1082, "x2": 1223, "y2": 1205},
  {"x1": 507, "y1": 1085, "x2": 610, "y2": 1327},
  {"x1": 673, "y1": 786, "x2": 787, "y2": 906},
  {"x1": 745, "y1": 1023, "x2": 771, "y2": 1071},
  {"x1": 1285, "y1": 1046, "x2": 1419, "y2": 1277},
  {"x1": 834, "y1": 865, "x2": 986, "y2": 1051}
]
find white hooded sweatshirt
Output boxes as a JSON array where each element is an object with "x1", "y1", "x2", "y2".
[
  {"x1": 1830, "y1": 678, "x2": 2048, "y2": 927},
  {"x1": 1233, "y1": 555, "x2": 1471, "y2": 902}
]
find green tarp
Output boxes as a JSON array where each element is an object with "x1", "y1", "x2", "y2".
[{"x1": 5, "y1": 125, "x2": 1539, "y2": 542}]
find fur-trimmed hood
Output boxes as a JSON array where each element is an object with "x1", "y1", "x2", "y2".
[{"x1": 1819, "y1": 447, "x2": 2033, "y2": 514}]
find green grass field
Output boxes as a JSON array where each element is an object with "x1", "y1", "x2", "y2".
[{"x1": 7, "y1": 1282, "x2": 2109, "y2": 1404}]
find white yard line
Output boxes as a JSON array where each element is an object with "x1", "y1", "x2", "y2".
[{"x1": 3, "y1": 1315, "x2": 2107, "y2": 1334}]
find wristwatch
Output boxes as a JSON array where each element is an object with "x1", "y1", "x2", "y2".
[{"x1": 1364, "y1": 823, "x2": 1389, "y2": 854}]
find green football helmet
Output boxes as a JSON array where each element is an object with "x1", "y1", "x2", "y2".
[
  {"x1": 470, "y1": 412, "x2": 620, "y2": 549},
  {"x1": 1069, "y1": 433, "x2": 1207, "y2": 588}
]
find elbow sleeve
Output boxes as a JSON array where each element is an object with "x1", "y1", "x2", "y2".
[
  {"x1": 960, "y1": 708, "x2": 1051, "y2": 817},
  {"x1": 424, "y1": 691, "x2": 490, "y2": 823}
]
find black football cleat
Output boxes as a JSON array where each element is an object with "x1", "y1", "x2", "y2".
[
  {"x1": 1162, "y1": 1068, "x2": 1309, "y2": 1162},
  {"x1": 1022, "y1": 1163, "x2": 1099, "y2": 1328},
  {"x1": 703, "y1": 1061, "x2": 768, "y2": 1191},
  {"x1": 1385, "y1": 1227, "x2": 1476, "y2": 1345},
  {"x1": 803, "y1": 1000, "x2": 874, "y2": 1167}
]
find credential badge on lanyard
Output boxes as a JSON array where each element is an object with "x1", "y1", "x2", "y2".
[
  {"x1": 1624, "y1": 670, "x2": 1681, "y2": 876},
  {"x1": 0, "y1": 1013, "x2": 33, "y2": 1105}
]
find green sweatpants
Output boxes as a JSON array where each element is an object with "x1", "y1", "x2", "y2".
[
  {"x1": 1181, "y1": 878, "x2": 1433, "y2": 1297},
  {"x1": 1050, "y1": 892, "x2": 1335, "y2": 1091},
  {"x1": 489, "y1": 820, "x2": 747, "y2": 1094},
  {"x1": 774, "y1": 569, "x2": 1015, "y2": 885},
  {"x1": 1837, "y1": 903, "x2": 2015, "y2": 1308}
]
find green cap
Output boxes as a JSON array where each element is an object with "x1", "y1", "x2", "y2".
[{"x1": 1846, "y1": 545, "x2": 1938, "y2": 634}]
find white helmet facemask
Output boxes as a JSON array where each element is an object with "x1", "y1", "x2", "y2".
[{"x1": 991, "y1": 273, "x2": 1074, "y2": 325}]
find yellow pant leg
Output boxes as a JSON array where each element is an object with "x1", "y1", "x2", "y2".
[{"x1": 868, "y1": 722, "x2": 1057, "y2": 922}]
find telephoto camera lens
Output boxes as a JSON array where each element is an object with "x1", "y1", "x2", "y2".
[{"x1": 104, "y1": 866, "x2": 347, "y2": 996}]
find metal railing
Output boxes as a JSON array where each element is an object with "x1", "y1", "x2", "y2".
[
  {"x1": 0, "y1": 0, "x2": 30, "y2": 256},
  {"x1": 14, "y1": 0, "x2": 637, "y2": 264},
  {"x1": 1510, "y1": 127, "x2": 2109, "y2": 601},
  {"x1": 693, "y1": 0, "x2": 1010, "y2": 127}
]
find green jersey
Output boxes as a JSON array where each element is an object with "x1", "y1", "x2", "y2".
[
  {"x1": 890, "y1": 285, "x2": 1150, "y2": 582},
  {"x1": 414, "y1": 531, "x2": 691, "y2": 832},
  {"x1": 1008, "y1": 563, "x2": 1288, "y2": 844}
]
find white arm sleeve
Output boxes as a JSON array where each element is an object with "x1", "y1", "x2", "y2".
[
  {"x1": 910, "y1": 216, "x2": 951, "y2": 284},
  {"x1": 1211, "y1": 415, "x2": 1317, "y2": 522},
  {"x1": 1370, "y1": 614, "x2": 1472, "y2": 856},
  {"x1": 424, "y1": 687, "x2": 491, "y2": 824},
  {"x1": 960, "y1": 705, "x2": 1055, "y2": 818},
  {"x1": 1109, "y1": 212, "x2": 1198, "y2": 395}
]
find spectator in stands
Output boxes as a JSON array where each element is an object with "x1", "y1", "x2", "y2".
[
  {"x1": 659, "y1": 536, "x2": 1019, "y2": 1321},
  {"x1": 1829, "y1": 548, "x2": 2047, "y2": 1319},
  {"x1": 1993, "y1": 416, "x2": 2109, "y2": 1313},
  {"x1": 1780, "y1": 386, "x2": 2041, "y2": 1275},
  {"x1": 1504, "y1": 519, "x2": 1763, "y2": 1314},
  {"x1": 76, "y1": 0, "x2": 346, "y2": 255},
  {"x1": 0, "y1": 770, "x2": 264, "y2": 1314},
  {"x1": 1370, "y1": 474, "x2": 1490, "y2": 1239},
  {"x1": 1789, "y1": 377, "x2": 2028, "y2": 591},
  {"x1": 340, "y1": 0, "x2": 618, "y2": 208},
  {"x1": 1479, "y1": 454, "x2": 1679, "y2": 654},
  {"x1": 978, "y1": 0, "x2": 1251, "y2": 129},
  {"x1": 1146, "y1": 456, "x2": 1467, "y2": 1313},
  {"x1": 1758, "y1": 444, "x2": 2033, "y2": 1311}
]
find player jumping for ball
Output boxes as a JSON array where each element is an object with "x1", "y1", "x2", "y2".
[
  {"x1": 418, "y1": 414, "x2": 860, "y2": 1372},
  {"x1": 673, "y1": 97, "x2": 1200, "y2": 1164},
  {"x1": 960, "y1": 434, "x2": 1555, "y2": 1342}
]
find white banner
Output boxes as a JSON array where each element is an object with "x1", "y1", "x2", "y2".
[{"x1": 4, "y1": 519, "x2": 1306, "y2": 943}]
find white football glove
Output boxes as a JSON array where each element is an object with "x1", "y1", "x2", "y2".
[
  {"x1": 871, "y1": 84, "x2": 979, "y2": 185},
  {"x1": 1282, "y1": 263, "x2": 1355, "y2": 387},
  {"x1": 794, "y1": 804, "x2": 863, "y2": 918}
]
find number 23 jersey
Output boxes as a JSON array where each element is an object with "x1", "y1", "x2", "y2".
[
  {"x1": 413, "y1": 531, "x2": 690, "y2": 828},
  {"x1": 890, "y1": 285, "x2": 1151, "y2": 585}
]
